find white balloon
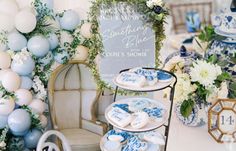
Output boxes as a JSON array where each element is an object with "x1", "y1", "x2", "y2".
[
  {"x1": 29, "y1": 99, "x2": 46, "y2": 114},
  {"x1": 80, "y1": 23, "x2": 92, "y2": 39},
  {"x1": 0, "y1": 13, "x2": 15, "y2": 32},
  {"x1": 74, "y1": 45, "x2": 89, "y2": 61},
  {"x1": 2, "y1": 71, "x2": 21, "y2": 92},
  {"x1": 15, "y1": 10, "x2": 36, "y2": 33},
  {"x1": 15, "y1": 89, "x2": 32, "y2": 106},
  {"x1": 0, "y1": 98, "x2": 15, "y2": 115},
  {"x1": 0, "y1": 52, "x2": 11, "y2": 69},
  {"x1": 39, "y1": 115, "x2": 48, "y2": 128},
  {"x1": 60, "y1": 30, "x2": 73, "y2": 46},
  {"x1": 0, "y1": 69, "x2": 11, "y2": 82},
  {"x1": 0, "y1": 0, "x2": 19, "y2": 17},
  {"x1": 15, "y1": 0, "x2": 33, "y2": 9}
]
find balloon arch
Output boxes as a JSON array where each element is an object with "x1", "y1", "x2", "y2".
[{"x1": 0, "y1": 0, "x2": 92, "y2": 150}]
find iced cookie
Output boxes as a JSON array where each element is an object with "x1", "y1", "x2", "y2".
[
  {"x1": 131, "y1": 112, "x2": 149, "y2": 129},
  {"x1": 116, "y1": 72, "x2": 146, "y2": 87},
  {"x1": 104, "y1": 140, "x2": 121, "y2": 151},
  {"x1": 143, "y1": 131, "x2": 165, "y2": 145},
  {"x1": 157, "y1": 71, "x2": 172, "y2": 83},
  {"x1": 128, "y1": 98, "x2": 152, "y2": 112},
  {"x1": 123, "y1": 136, "x2": 148, "y2": 151},
  {"x1": 107, "y1": 107, "x2": 132, "y2": 128}
]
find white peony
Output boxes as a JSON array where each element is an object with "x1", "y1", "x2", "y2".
[
  {"x1": 190, "y1": 60, "x2": 222, "y2": 87},
  {"x1": 174, "y1": 73, "x2": 197, "y2": 102},
  {"x1": 153, "y1": 0, "x2": 163, "y2": 6}
]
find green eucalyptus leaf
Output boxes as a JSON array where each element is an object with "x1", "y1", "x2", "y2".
[{"x1": 180, "y1": 99, "x2": 195, "y2": 118}]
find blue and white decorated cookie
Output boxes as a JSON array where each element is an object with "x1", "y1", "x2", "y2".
[
  {"x1": 107, "y1": 107, "x2": 133, "y2": 128},
  {"x1": 128, "y1": 98, "x2": 152, "y2": 112},
  {"x1": 116, "y1": 72, "x2": 146, "y2": 87},
  {"x1": 143, "y1": 107, "x2": 165, "y2": 121},
  {"x1": 143, "y1": 131, "x2": 165, "y2": 145},
  {"x1": 104, "y1": 140, "x2": 122, "y2": 151},
  {"x1": 130, "y1": 68, "x2": 158, "y2": 86},
  {"x1": 107, "y1": 130, "x2": 131, "y2": 143},
  {"x1": 131, "y1": 112, "x2": 149, "y2": 129},
  {"x1": 157, "y1": 71, "x2": 172, "y2": 83},
  {"x1": 123, "y1": 136, "x2": 148, "y2": 151},
  {"x1": 113, "y1": 104, "x2": 129, "y2": 113}
]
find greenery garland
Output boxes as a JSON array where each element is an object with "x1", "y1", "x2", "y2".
[{"x1": 87, "y1": 0, "x2": 168, "y2": 94}]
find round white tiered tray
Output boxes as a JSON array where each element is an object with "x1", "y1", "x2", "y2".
[
  {"x1": 105, "y1": 98, "x2": 168, "y2": 132},
  {"x1": 113, "y1": 75, "x2": 173, "y2": 92}
]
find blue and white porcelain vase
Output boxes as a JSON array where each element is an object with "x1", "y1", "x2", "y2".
[{"x1": 175, "y1": 102, "x2": 209, "y2": 127}]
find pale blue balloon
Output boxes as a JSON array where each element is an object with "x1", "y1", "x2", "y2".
[
  {"x1": 8, "y1": 109, "x2": 31, "y2": 136},
  {"x1": 20, "y1": 76, "x2": 33, "y2": 90},
  {"x1": 0, "y1": 114, "x2": 8, "y2": 129},
  {"x1": 11, "y1": 129, "x2": 28, "y2": 137},
  {"x1": 24, "y1": 129, "x2": 43, "y2": 149},
  {"x1": 27, "y1": 36, "x2": 50, "y2": 58},
  {"x1": 7, "y1": 32, "x2": 27, "y2": 51},
  {"x1": 54, "y1": 48, "x2": 69, "y2": 64},
  {"x1": 11, "y1": 56, "x2": 35, "y2": 76},
  {"x1": 41, "y1": 0, "x2": 54, "y2": 9},
  {"x1": 38, "y1": 51, "x2": 53, "y2": 66},
  {"x1": 47, "y1": 33, "x2": 59, "y2": 50},
  {"x1": 59, "y1": 10, "x2": 80, "y2": 31}
]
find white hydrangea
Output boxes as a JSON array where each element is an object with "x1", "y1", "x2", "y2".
[
  {"x1": 190, "y1": 60, "x2": 222, "y2": 87},
  {"x1": 217, "y1": 82, "x2": 228, "y2": 99},
  {"x1": 12, "y1": 48, "x2": 32, "y2": 65},
  {"x1": 32, "y1": 76, "x2": 47, "y2": 100},
  {"x1": 174, "y1": 73, "x2": 197, "y2": 102}
]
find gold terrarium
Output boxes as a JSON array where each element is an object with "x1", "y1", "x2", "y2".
[{"x1": 208, "y1": 99, "x2": 236, "y2": 143}]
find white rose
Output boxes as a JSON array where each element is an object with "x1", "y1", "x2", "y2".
[
  {"x1": 146, "y1": 0, "x2": 154, "y2": 8},
  {"x1": 153, "y1": 0, "x2": 163, "y2": 6},
  {"x1": 0, "y1": 141, "x2": 6, "y2": 148}
]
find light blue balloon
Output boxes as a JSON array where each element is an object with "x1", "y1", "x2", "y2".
[
  {"x1": 11, "y1": 56, "x2": 35, "y2": 76},
  {"x1": 11, "y1": 129, "x2": 29, "y2": 137},
  {"x1": 8, "y1": 109, "x2": 31, "y2": 136},
  {"x1": 24, "y1": 129, "x2": 43, "y2": 149},
  {"x1": 59, "y1": 10, "x2": 80, "y2": 31},
  {"x1": 27, "y1": 36, "x2": 50, "y2": 58},
  {"x1": 20, "y1": 76, "x2": 33, "y2": 90},
  {"x1": 7, "y1": 32, "x2": 27, "y2": 51},
  {"x1": 0, "y1": 114, "x2": 8, "y2": 129},
  {"x1": 41, "y1": 0, "x2": 54, "y2": 9},
  {"x1": 38, "y1": 51, "x2": 53, "y2": 66},
  {"x1": 54, "y1": 48, "x2": 69, "y2": 64},
  {"x1": 47, "y1": 33, "x2": 59, "y2": 50}
]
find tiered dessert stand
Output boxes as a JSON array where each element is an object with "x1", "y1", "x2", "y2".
[{"x1": 100, "y1": 68, "x2": 177, "y2": 151}]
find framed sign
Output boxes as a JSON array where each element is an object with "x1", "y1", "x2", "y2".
[
  {"x1": 98, "y1": 3, "x2": 155, "y2": 86},
  {"x1": 87, "y1": 0, "x2": 168, "y2": 92},
  {"x1": 208, "y1": 99, "x2": 236, "y2": 143}
]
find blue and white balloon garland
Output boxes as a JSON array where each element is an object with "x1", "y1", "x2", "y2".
[{"x1": 0, "y1": 0, "x2": 94, "y2": 150}]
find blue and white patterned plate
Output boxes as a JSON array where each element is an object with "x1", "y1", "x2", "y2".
[{"x1": 215, "y1": 27, "x2": 236, "y2": 38}]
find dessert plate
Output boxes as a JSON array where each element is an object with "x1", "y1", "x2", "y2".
[
  {"x1": 113, "y1": 70, "x2": 173, "y2": 92},
  {"x1": 105, "y1": 98, "x2": 168, "y2": 132}
]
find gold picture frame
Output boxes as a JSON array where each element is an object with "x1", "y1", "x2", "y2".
[{"x1": 208, "y1": 99, "x2": 236, "y2": 143}]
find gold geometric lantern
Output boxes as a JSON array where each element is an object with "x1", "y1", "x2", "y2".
[{"x1": 208, "y1": 99, "x2": 236, "y2": 143}]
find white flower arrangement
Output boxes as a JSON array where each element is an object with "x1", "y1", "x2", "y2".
[
  {"x1": 146, "y1": 0, "x2": 163, "y2": 9},
  {"x1": 190, "y1": 60, "x2": 222, "y2": 87},
  {"x1": 11, "y1": 48, "x2": 32, "y2": 65},
  {"x1": 163, "y1": 56, "x2": 185, "y2": 73},
  {"x1": 0, "y1": 127, "x2": 8, "y2": 150},
  {"x1": 32, "y1": 76, "x2": 47, "y2": 100},
  {"x1": 174, "y1": 73, "x2": 197, "y2": 102}
]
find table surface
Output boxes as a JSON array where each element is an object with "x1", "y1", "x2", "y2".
[{"x1": 167, "y1": 108, "x2": 236, "y2": 151}]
